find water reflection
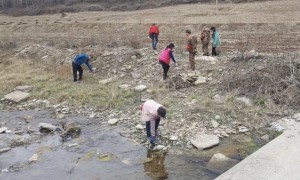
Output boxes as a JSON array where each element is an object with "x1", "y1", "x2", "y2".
[{"x1": 144, "y1": 149, "x2": 168, "y2": 180}]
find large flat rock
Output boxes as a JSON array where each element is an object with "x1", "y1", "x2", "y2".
[
  {"x1": 4, "y1": 91, "x2": 30, "y2": 103},
  {"x1": 191, "y1": 133, "x2": 220, "y2": 150}
]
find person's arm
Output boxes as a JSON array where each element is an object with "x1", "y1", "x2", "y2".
[
  {"x1": 157, "y1": 27, "x2": 159, "y2": 35},
  {"x1": 85, "y1": 59, "x2": 93, "y2": 72},
  {"x1": 169, "y1": 51, "x2": 176, "y2": 63}
]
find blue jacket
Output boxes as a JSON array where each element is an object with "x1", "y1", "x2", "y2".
[
  {"x1": 73, "y1": 54, "x2": 93, "y2": 72},
  {"x1": 212, "y1": 31, "x2": 221, "y2": 47}
]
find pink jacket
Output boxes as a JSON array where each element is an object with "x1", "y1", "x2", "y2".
[
  {"x1": 159, "y1": 48, "x2": 172, "y2": 65},
  {"x1": 141, "y1": 100, "x2": 164, "y2": 136},
  {"x1": 141, "y1": 100, "x2": 163, "y2": 122}
]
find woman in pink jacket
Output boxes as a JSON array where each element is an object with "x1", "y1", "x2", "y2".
[
  {"x1": 159, "y1": 43, "x2": 177, "y2": 80},
  {"x1": 141, "y1": 99, "x2": 167, "y2": 146}
]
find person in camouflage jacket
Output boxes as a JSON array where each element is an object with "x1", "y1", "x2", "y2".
[
  {"x1": 200, "y1": 27, "x2": 211, "y2": 56},
  {"x1": 186, "y1": 30, "x2": 197, "y2": 70}
]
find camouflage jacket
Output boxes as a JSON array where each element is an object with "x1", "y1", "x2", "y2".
[{"x1": 186, "y1": 35, "x2": 197, "y2": 53}]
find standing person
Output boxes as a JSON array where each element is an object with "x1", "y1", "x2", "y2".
[
  {"x1": 148, "y1": 23, "x2": 159, "y2": 50},
  {"x1": 200, "y1": 27, "x2": 211, "y2": 56},
  {"x1": 158, "y1": 43, "x2": 177, "y2": 80},
  {"x1": 140, "y1": 99, "x2": 167, "y2": 146},
  {"x1": 72, "y1": 53, "x2": 94, "y2": 82},
  {"x1": 186, "y1": 30, "x2": 197, "y2": 70},
  {"x1": 211, "y1": 27, "x2": 221, "y2": 56}
]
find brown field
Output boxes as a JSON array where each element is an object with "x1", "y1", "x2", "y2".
[{"x1": 0, "y1": 0, "x2": 299, "y2": 52}]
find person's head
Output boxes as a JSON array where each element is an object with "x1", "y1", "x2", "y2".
[
  {"x1": 166, "y1": 43, "x2": 175, "y2": 49},
  {"x1": 157, "y1": 107, "x2": 166, "y2": 118},
  {"x1": 210, "y1": 27, "x2": 216, "y2": 32},
  {"x1": 186, "y1": 29, "x2": 191, "y2": 36},
  {"x1": 152, "y1": 23, "x2": 156, "y2": 26}
]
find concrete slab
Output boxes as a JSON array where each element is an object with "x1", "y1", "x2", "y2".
[
  {"x1": 4, "y1": 90, "x2": 30, "y2": 103},
  {"x1": 216, "y1": 121, "x2": 300, "y2": 180}
]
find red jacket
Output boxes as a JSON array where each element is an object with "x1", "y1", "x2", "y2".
[{"x1": 149, "y1": 25, "x2": 159, "y2": 35}]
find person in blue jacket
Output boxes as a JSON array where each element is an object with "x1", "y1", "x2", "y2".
[
  {"x1": 210, "y1": 27, "x2": 221, "y2": 56},
  {"x1": 72, "y1": 53, "x2": 94, "y2": 82}
]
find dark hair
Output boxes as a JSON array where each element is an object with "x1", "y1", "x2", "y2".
[
  {"x1": 186, "y1": 29, "x2": 191, "y2": 34},
  {"x1": 152, "y1": 23, "x2": 156, "y2": 26},
  {"x1": 157, "y1": 107, "x2": 166, "y2": 118},
  {"x1": 210, "y1": 27, "x2": 216, "y2": 31},
  {"x1": 167, "y1": 43, "x2": 175, "y2": 49}
]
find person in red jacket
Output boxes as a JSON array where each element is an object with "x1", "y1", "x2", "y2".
[
  {"x1": 148, "y1": 23, "x2": 159, "y2": 50},
  {"x1": 158, "y1": 43, "x2": 177, "y2": 80}
]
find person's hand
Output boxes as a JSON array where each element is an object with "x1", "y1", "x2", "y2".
[{"x1": 149, "y1": 136, "x2": 156, "y2": 145}]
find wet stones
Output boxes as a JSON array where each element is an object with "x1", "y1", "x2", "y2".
[
  {"x1": 0, "y1": 127, "x2": 8, "y2": 133},
  {"x1": 108, "y1": 118, "x2": 119, "y2": 125},
  {"x1": 39, "y1": 123, "x2": 58, "y2": 132},
  {"x1": 60, "y1": 122, "x2": 81, "y2": 141},
  {"x1": 0, "y1": 147, "x2": 11, "y2": 153},
  {"x1": 206, "y1": 153, "x2": 239, "y2": 174}
]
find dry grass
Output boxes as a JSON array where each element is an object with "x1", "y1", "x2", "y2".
[{"x1": 0, "y1": 56, "x2": 138, "y2": 109}]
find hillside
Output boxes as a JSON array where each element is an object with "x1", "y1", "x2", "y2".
[{"x1": 1, "y1": 0, "x2": 275, "y2": 16}]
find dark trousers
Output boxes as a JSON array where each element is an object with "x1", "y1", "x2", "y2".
[
  {"x1": 72, "y1": 62, "x2": 83, "y2": 82},
  {"x1": 146, "y1": 118, "x2": 160, "y2": 137},
  {"x1": 212, "y1": 47, "x2": 217, "y2": 56},
  {"x1": 150, "y1": 33, "x2": 158, "y2": 49},
  {"x1": 160, "y1": 61, "x2": 170, "y2": 80}
]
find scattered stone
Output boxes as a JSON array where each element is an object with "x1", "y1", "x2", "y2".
[
  {"x1": 108, "y1": 118, "x2": 119, "y2": 125},
  {"x1": 102, "y1": 51, "x2": 113, "y2": 57},
  {"x1": 68, "y1": 143, "x2": 79, "y2": 148},
  {"x1": 56, "y1": 114, "x2": 65, "y2": 119},
  {"x1": 206, "y1": 153, "x2": 239, "y2": 174},
  {"x1": 261, "y1": 135, "x2": 270, "y2": 142},
  {"x1": 99, "y1": 77, "x2": 115, "y2": 85},
  {"x1": 215, "y1": 115, "x2": 221, "y2": 120},
  {"x1": 235, "y1": 97, "x2": 252, "y2": 107},
  {"x1": 61, "y1": 122, "x2": 81, "y2": 140},
  {"x1": 15, "y1": 85, "x2": 32, "y2": 92},
  {"x1": 194, "y1": 77, "x2": 207, "y2": 85},
  {"x1": 131, "y1": 72, "x2": 141, "y2": 79},
  {"x1": 191, "y1": 133, "x2": 220, "y2": 150},
  {"x1": 122, "y1": 159, "x2": 131, "y2": 165},
  {"x1": 0, "y1": 127, "x2": 8, "y2": 133},
  {"x1": 136, "y1": 124, "x2": 144, "y2": 130},
  {"x1": 221, "y1": 131, "x2": 229, "y2": 137},
  {"x1": 1, "y1": 168, "x2": 9, "y2": 173},
  {"x1": 270, "y1": 122, "x2": 285, "y2": 132},
  {"x1": 0, "y1": 147, "x2": 11, "y2": 153},
  {"x1": 119, "y1": 84, "x2": 130, "y2": 90},
  {"x1": 4, "y1": 91, "x2": 30, "y2": 103},
  {"x1": 238, "y1": 126, "x2": 249, "y2": 133},
  {"x1": 38, "y1": 123, "x2": 58, "y2": 132},
  {"x1": 24, "y1": 116, "x2": 33, "y2": 123},
  {"x1": 170, "y1": 135, "x2": 178, "y2": 141},
  {"x1": 153, "y1": 145, "x2": 166, "y2": 150},
  {"x1": 134, "y1": 85, "x2": 147, "y2": 92},
  {"x1": 292, "y1": 113, "x2": 300, "y2": 122},
  {"x1": 211, "y1": 120, "x2": 220, "y2": 128},
  {"x1": 29, "y1": 154, "x2": 38, "y2": 162},
  {"x1": 213, "y1": 94, "x2": 224, "y2": 104}
]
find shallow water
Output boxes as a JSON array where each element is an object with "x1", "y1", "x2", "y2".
[{"x1": 0, "y1": 110, "x2": 257, "y2": 180}]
